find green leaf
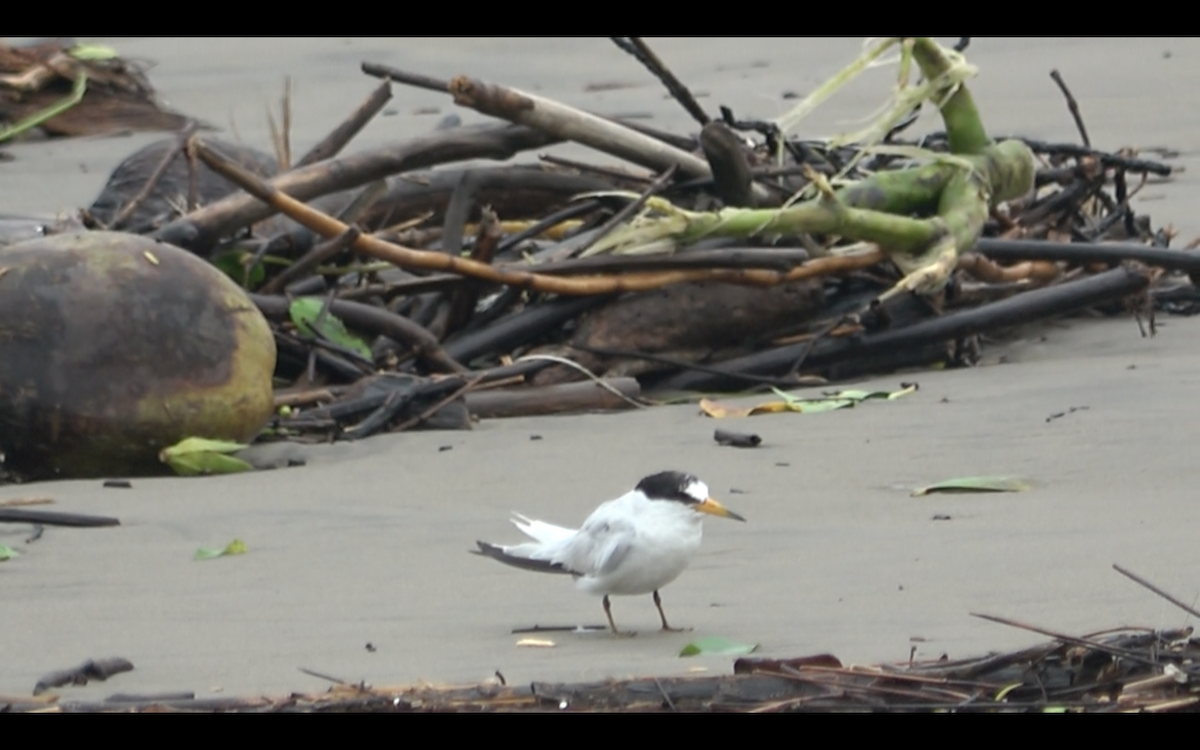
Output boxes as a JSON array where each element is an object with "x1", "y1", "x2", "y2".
[
  {"x1": 68, "y1": 44, "x2": 120, "y2": 61},
  {"x1": 288, "y1": 297, "x2": 372, "y2": 360},
  {"x1": 679, "y1": 636, "x2": 759, "y2": 657},
  {"x1": 212, "y1": 248, "x2": 266, "y2": 289},
  {"x1": 0, "y1": 544, "x2": 19, "y2": 561},
  {"x1": 165, "y1": 452, "x2": 255, "y2": 476},
  {"x1": 194, "y1": 538, "x2": 248, "y2": 561},
  {"x1": 162, "y1": 437, "x2": 248, "y2": 458},
  {"x1": 911, "y1": 475, "x2": 1030, "y2": 497},
  {"x1": 159, "y1": 437, "x2": 253, "y2": 476},
  {"x1": 768, "y1": 387, "x2": 855, "y2": 412}
]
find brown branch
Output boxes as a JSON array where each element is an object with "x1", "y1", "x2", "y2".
[
  {"x1": 295, "y1": 78, "x2": 393, "y2": 168},
  {"x1": 360, "y1": 62, "x2": 449, "y2": 93},
  {"x1": 448, "y1": 74, "x2": 714, "y2": 179},
  {"x1": 392, "y1": 374, "x2": 485, "y2": 432},
  {"x1": 155, "y1": 124, "x2": 561, "y2": 253},
  {"x1": 192, "y1": 136, "x2": 885, "y2": 296},
  {"x1": 957, "y1": 253, "x2": 1060, "y2": 284}
]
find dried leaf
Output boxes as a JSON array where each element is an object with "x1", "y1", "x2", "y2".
[
  {"x1": 699, "y1": 398, "x2": 754, "y2": 418},
  {"x1": 700, "y1": 397, "x2": 844, "y2": 418},
  {"x1": 911, "y1": 476, "x2": 1030, "y2": 496}
]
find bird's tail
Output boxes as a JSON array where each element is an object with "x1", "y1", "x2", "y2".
[
  {"x1": 511, "y1": 512, "x2": 576, "y2": 545},
  {"x1": 473, "y1": 540, "x2": 571, "y2": 575}
]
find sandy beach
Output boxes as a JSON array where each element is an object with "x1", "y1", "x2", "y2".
[{"x1": 2, "y1": 38, "x2": 1198, "y2": 702}]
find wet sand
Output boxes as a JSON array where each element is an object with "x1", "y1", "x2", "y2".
[{"x1": 2, "y1": 38, "x2": 1198, "y2": 701}]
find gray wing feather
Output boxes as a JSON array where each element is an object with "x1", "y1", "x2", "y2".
[{"x1": 560, "y1": 507, "x2": 637, "y2": 577}]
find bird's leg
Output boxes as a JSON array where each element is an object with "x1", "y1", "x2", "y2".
[
  {"x1": 603, "y1": 595, "x2": 636, "y2": 637},
  {"x1": 653, "y1": 590, "x2": 690, "y2": 632}
]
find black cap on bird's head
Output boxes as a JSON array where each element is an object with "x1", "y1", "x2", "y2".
[{"x1": 635, "y1": 471, "x2": 746, "y2": 522}]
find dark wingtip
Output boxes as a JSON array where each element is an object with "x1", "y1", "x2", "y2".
[
  {"x1": 474, "y1": 540, "x2": 500, "y2": 558},
  {"x1": 473, "y1": 540, "x2": 572, "y2": 575}
]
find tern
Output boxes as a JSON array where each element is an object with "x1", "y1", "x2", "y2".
[{"x1": 474, "y1": 471, "x2": 745, "y2": 635}]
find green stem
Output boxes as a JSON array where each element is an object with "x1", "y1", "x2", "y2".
[
  {"x1": 910, "y1": 38, "x2": 989, "y2": 154},
  {"x1": 680, "y1": 198, "x2": 941, "y2": 252},
  {"x1": 0, "y1": 73, "x2": 88, "y2": 144}
]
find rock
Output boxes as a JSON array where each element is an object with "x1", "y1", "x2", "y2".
[{"x1": 0, "y1": 231, "x2": 276, "y2": 479}]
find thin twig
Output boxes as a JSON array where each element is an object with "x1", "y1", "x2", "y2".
[
  {"x1": 1049, "y1": 69, "x2": 1090, "y2": 148},
  {"x1": 514, "y1": 354, "x2": 648, "y2": 409},
  {"x1": 392, "y1": 374, "x2": 485, "y2": 432},
  {"x1": 579, "y1": 164, "x2": 677, "y2": 255},
  {"x1": 612, "y1": 37, "x2": 710, "y2": 127},
  {"x1": 295, "y1": 78, "x2": 392, "y2": 168},
  {"x1": 494, "y1": 199, "x2": 602, "y2": 254},
  {"x1": 567, "y1": 344, "x2": 817, "y2": 389},
  {"x1": 1112, "y1": 564, "x2": 1200, "y2": 621},
  {"x1": 108, "y1": 121, "x2": 198, "y2": 230},
  {"x1": 652, "y1": 677, "x2": 678, "y2": 711},
  {"x1": 360, "y1": 62, "x2": 448, "y2": 93},
  {"x1": 970, "y1": 612, "x2": 1160, "y2": 666},
  {"x1": 260, "y1": 226, "x2": 361, "y2": 295},
  {"x1": 282, "y1": 77, "x2": 292, "y2": 170},
  {"x1": 537, "y1": 154, "x2": 654, "y2": 185},
  {"x1": 298, "y1": 667, "x2": 349, "y2": 685}
]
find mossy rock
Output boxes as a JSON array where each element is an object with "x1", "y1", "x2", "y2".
[{"x1": 0, "y1": 231, "x2": 275, "y2": 479}]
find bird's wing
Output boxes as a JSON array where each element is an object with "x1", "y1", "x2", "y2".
[
  {"x1": 511, "y1": 512, "x2": 576, "y2": 545},
  {"x1": 557, "y1": 499, "x2": 637, "y2": 577},
  {"x1": 474, "y1": 540, "x2": 570, "y2": 575}
]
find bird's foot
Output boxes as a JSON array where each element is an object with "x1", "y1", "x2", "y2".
[
  {"x1": 610, "y1": 629, "x2": 638, "y2": 638},
  {"x1": 660, "y1": 625, "x2": 693, "y2": 633}
]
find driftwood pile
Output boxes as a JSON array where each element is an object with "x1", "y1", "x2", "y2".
[
  {"x1": 11, "y1": 38, "x2": 1195, "y2": 442},
  {"x1": 0, "y1": 40, "x2": 188, "y2": 142},
  {"x1": 5, "y1": 565, "x2": 1196, "y2": 713},
  {"x1": 11, "y1": 622, "x2": 1198, "y2": 712}
]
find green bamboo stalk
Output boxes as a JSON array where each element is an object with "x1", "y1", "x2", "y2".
[
  {"x1": 910, "y1": 38, "x2": 989, "y2": 155},
  {"x1": 590, "y1": 38, "x2": 1035, "y2": 300},
  {"x1": 589, "y1": 140, "x2": 1033, "y2": 258}
]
